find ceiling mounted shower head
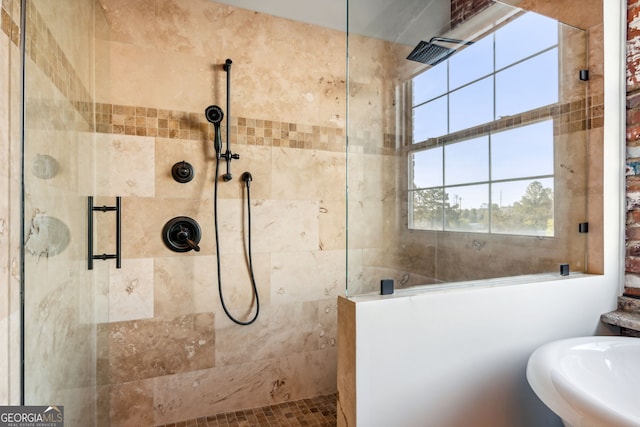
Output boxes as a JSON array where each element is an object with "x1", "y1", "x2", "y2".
[
  {"x1": 406, "y1": 37, "x2": 474, "y2": 66},
  {"x1": 205, "y1": 105, "x2": 224, "y2": 124}
]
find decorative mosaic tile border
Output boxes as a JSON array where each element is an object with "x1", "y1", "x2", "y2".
[{"x1": 95, "y1": 103, "x2": 347, "y2": 153}]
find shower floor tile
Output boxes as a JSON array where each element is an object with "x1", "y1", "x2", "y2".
[{"x1": 155, "y1": 393, "x2": 337, "y2": 427}]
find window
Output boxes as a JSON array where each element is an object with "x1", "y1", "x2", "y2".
[{"x1": 408, "y1": 12, "x2": 558, "y2": 237}]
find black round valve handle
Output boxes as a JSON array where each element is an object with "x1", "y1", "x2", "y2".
[
  {"x1": 171, "y1": 161, "x2": 195, "y2": 183},
  {"x1": 162, "y1": 217, "x2": 202, "y2": 252}
]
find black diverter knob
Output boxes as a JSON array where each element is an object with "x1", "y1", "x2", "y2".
[
  {"x1": 163, "y1": 217, "x2": 201, "y2": 252},
  {"x1": 171, "y1": 161, "x2": 195, "y2": 183}
]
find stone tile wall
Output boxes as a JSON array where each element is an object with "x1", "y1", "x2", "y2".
[{"x1": 93, "y1": 1, "x2": 346, "y2": 425}]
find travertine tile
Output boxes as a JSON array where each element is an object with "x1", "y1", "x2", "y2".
[
  {"x1": 152, "y1": 359, "x2": 278, "y2": 425},
  {"x1": 319, "y1": 199, "x2": 346, "y2": 251},
  {"x1": 153, "y1": 252, "x2": 271, "y2": 320},
  {"x1": 108, "y1": 379, "x2": 155, "y2": 427},
  {"x1": 95, "y1": 133, "x2": 156, "y2": 197},
  {"x1": 271, "y1": 148, "x2": 346, "y2": 202},
  {"x1": 214, "y1": 301, "x2": 324, "y2": 364},
  {"x1": 95, "y1": 257, "x2": 155, "y2": 323},
  {"x1": 101, "y1": 312, "x2": 215, "y2": 384},
  {"x1": 270, "y1": 250, "x2": 344, "y2": 304},
  {"x1": 152, "y1": 357, "x2": 336, "y2": 426}
]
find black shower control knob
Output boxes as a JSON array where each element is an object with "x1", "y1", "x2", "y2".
[
  {"x1": 162, "y1": 217, "x2": 202, "y2": 252},
  {"x1": 231, "y1": 153, "x2": 240, "y2": 160},
  {"x1": 171, "y1": 161, "x2": 195, "y2": 183}
]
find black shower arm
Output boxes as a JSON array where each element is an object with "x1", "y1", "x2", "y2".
[{"x1": 430, "y1": 36, "x2": 474, "y2": 46}]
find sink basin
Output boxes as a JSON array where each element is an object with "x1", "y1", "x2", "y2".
[{"x1": 526, "y1": 336, "x2": 640, "y2": 427}]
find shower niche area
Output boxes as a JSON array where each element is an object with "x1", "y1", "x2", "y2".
[{"x1": 345, "y1": 0, "x2": 600, "y2": 296}]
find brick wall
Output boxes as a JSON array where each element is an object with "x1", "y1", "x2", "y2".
[
  {"x1": 627, "y1": 0, "x2": 640, "y2": 297},
  {"x1": 451, "y1": 0, "x2": 493, "y2": 28}
]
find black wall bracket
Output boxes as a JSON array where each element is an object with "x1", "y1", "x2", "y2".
[
  {"x1": 579, "y1": 69, "x2": 589, "y2": 81},
  {"x1": 88, "y1": 196, "x2": 121, "y2": 270}
]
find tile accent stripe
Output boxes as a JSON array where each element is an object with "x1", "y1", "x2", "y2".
[{"x1": 95, "y1": 103, "x2": 347, "y2": 153}]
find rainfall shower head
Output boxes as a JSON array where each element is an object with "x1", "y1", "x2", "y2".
[
  {"x1": 205, "y1": 105, "x2": 224, "y2": 124},
  {"x1": 406, "y1": 37, "x2": 474, "y2": 66}
]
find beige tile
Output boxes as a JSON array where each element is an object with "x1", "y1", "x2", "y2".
[
  {"x1": 96, "y1": 133, "x2": 155, "y2": 197},
  {"x1": 121, "y1": 197, "x2": 215, "y2": 258},
  {"x1": 271, "y1": 148, "x2": 345, "y2": 202},
  {"x1": 319, "y1": 199, "x2": 346, "y2": 251},
  {"x1": 214, "y1": 301, "x2": 323, "y2": 364},
  {"x1": 101, "y1": 312, "x2": 215, "y2": 384},
  {"x1": 152, "y1": 359, "x2": 278, "y2": 424},
  {"x1": 152, "y1": 353, "x2": 336, "y2": 426},
  {"x1": 95, "y1": 258, "x2": 155, "y2": 323},
  {"x1": 153, "y1": 252, "x2": 270, "y2": 320},
  {"x1": 107, "y1": 379, "x2": 155, "y2": 427},
  {"x1": 271, "y1": 250, "x2": 344, "y2": 304},
  {"x1": 97, "y1": 0, "x2": 156, "y2": 47}
]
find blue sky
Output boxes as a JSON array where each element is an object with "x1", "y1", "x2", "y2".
[{"x1": 410, "y1": 11, "x2": 559, "y2": 210}]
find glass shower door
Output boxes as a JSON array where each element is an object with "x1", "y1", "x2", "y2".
[{"x1": 22, "y1": 1, "x2": 107, "y2": 425}]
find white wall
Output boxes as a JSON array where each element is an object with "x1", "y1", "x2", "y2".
[
  {"x1": 338, "y1": 1, "x2": 626, "y2": 425},
  {"x1": 351, "y1": 276, "x2": 620, "y2": 427}
]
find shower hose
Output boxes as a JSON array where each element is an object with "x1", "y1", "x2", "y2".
[{"x1": 213, "y1": 158, "x2": 260, "y2": 325}]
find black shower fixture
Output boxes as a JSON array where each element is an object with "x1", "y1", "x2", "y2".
[
  {"x1": 208, "y1": 59, "x2": 260, "y2": 326},
  {"x1": 221, "y1": 58, "x2": 238, "y2": 181},
  {"x1": 171, "y1": 160, "x2": 195, "y2": 183},
  {"x1": 241, "y1": 171, "x2": 253, "y2": 187},
  {"x1": 406, "y1": 37, "x2": 474, "y2": 65},
  {"x1": 162, "y1": 216, "x2": 202, "y2": 252},
  {"x1": 205, "y1": 104, "x2": 223, "y2": 124},
  {"x1": 205, "y1": 105, "x2": 224, "y2": 158}
]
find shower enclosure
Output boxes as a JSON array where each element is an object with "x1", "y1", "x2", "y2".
[
  {"x1": 16, "y1": 0, "x2": 597, "y2": 425},
  {"x1": 346, "y1": 0, "x2": 593, "y2": 296}
]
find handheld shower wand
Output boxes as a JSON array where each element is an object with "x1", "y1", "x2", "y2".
[
  {"x1": 206, "y1": 59, "x2": 259, "y2": 326},
  {"x1": 205, "y1": 105, "x2": 224, "y2": 158}
]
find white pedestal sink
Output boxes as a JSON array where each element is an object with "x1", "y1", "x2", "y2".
[{"x1": 526, "y1": 336, "x2": 640, "y2": 427}]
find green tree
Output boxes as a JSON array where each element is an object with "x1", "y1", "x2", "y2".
[
  {"x1": 413, "y1": 188, "x2": 447, "y2": 229},
  {"x1": 511, "y1": 180, "x2": 553, "y2": 233}
]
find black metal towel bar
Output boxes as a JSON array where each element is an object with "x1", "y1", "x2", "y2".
[{"x1": 87, "y1": 196, "x2": 121, "y2": 270}]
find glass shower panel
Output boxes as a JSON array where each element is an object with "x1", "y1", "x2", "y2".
[
  {"x1": 347, "y1": 1, "x2": 589, "y2": 295},
  {"x1": 23, "y1": 1, "x2": 107, "y2": 425}
]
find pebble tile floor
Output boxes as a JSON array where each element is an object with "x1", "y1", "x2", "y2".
[{"x1": 155, "y1": 394, "x2": 337, "y2": 427}]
